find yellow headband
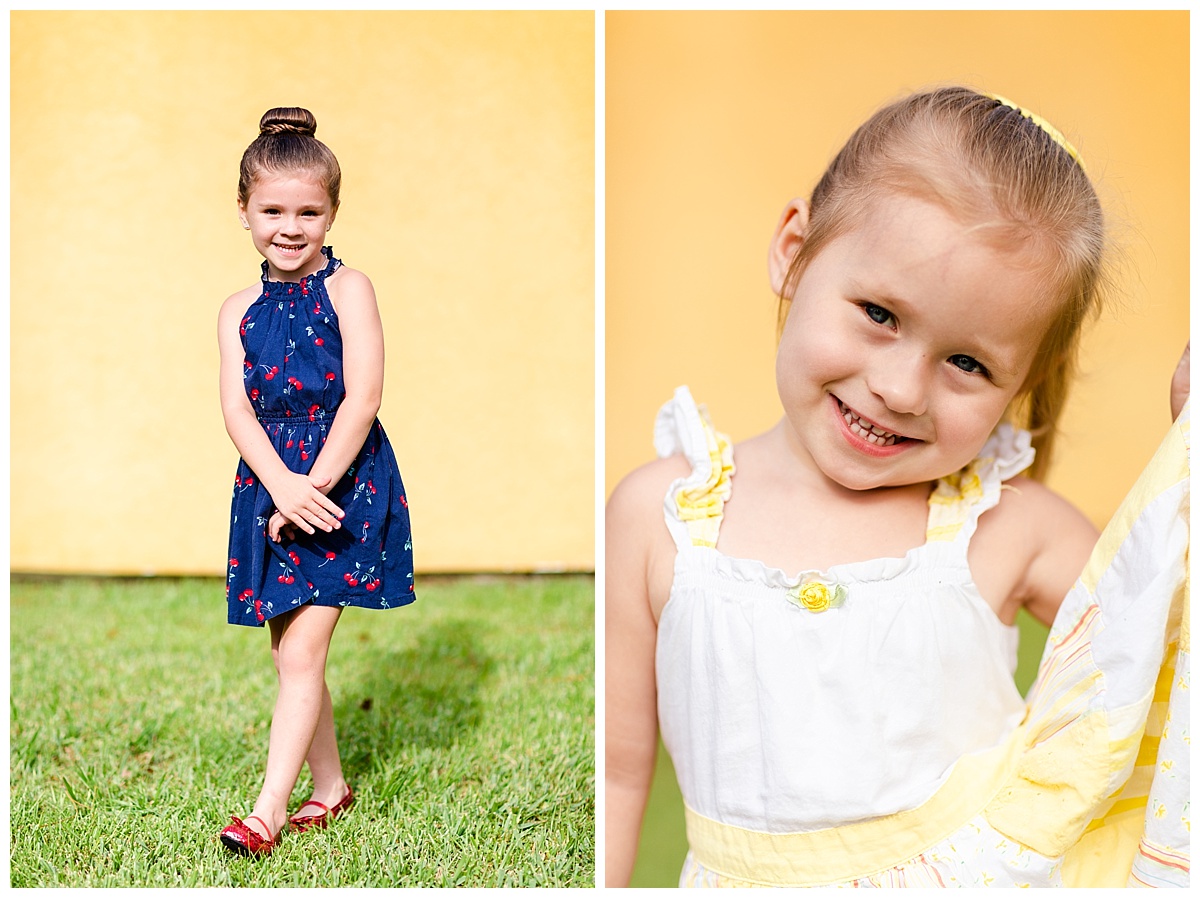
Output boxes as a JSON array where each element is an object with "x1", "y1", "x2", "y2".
[{"x1": 985, "y1": 92, "x2": 1085, "y2": 173}]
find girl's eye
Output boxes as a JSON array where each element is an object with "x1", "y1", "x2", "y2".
[
  {"x1": 949, "y1": 354, "x2": 988, "y2": 376},
  {"x1": 862, "y1": 303, "x2": 896, "y2": 327}
]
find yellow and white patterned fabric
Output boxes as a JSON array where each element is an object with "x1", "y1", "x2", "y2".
[{"x1": 654, "y1": 386, "x2": 1190, "y2": 887}]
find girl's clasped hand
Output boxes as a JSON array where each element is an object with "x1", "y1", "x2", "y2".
[{"x1": 266, "y1": 472, "x2": 343, "y2": 543}]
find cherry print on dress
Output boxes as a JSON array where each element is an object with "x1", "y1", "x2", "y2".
[{"x1": 225, "y1": 248, "x2": 414, "y2": 627}]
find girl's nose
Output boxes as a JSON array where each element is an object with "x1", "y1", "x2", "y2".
[{"x1": 868, "y1": 352, "x2": 930, "y2": 417}]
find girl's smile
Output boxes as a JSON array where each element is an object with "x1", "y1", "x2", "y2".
[
  {"x1": 771, "y1": 191, "x2": 1058, "y2": 492},
  {"x1": 832, "y1": 395, "x2": 918, "y2": 455},
  {"x1": 239, "y1": 174, "x2": 337, "y2": 282}
]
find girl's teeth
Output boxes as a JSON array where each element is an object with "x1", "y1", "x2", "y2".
[
  {"x1": 852, "y1": 423, "x2": 896, "y2": 446},
  {"x1": 839, "y1": 400, "x2": 902, "y2": 446}
]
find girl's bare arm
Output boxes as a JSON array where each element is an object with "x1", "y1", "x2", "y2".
[
  {"x1": 1018, "y1": 342, "x2": 1190, "y2": 625},
  {"x1": 304, "y1": 266, "x2": 386, "y2": 492},
  {"x1": 1008, "y1": 480, "x2": 1100, "y2": 626},
  {"x1": 604, "y1": 466, "x2": 669, "y2": 887}
]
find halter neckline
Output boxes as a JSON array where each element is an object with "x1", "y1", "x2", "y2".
[{"x1": 259, "y1": 246, "x2": 339, "y2": 287}]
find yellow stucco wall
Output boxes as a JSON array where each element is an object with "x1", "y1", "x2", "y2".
[
  {"x1": 11, "y1": 11, "x2": 594, "y2": 574},
  {"x1": 606, "y1": 10, "x2": 1189, "y2": 531}
]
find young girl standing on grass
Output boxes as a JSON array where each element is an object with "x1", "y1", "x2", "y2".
[
  {"x1": 217, "y1": 107, "x2": 415, "y2": 856},
  {"x1": 606, "y1": 87, "x2": 1189, "y2": 887}
]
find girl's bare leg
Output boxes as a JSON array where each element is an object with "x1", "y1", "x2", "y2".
[
  {"x1": 293, "y1": 681, "x2": 350, "y2": 814},
  {"x1": 241, "y1": 604, "x2": 343, "y2": 839}
]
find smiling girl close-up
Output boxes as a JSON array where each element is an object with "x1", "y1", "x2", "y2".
[{"x1": 605, "y1": 18, "x2": 1188, "y2": 883}]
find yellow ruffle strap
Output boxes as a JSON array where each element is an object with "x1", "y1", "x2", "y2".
[
  {"x1": 926, "y1": 423, "x2": 1034, "y2": 543},
  {"x1": 654, "y1": 386, "x2": 735, "y2": 549}
]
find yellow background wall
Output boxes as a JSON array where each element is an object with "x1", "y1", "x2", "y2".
[
  {"x1": 11, "y1": 11, "x2": 594, "y2": 574},
  {"x1": 606, "y1": 10, "x2": 1189, "y2": 531}
]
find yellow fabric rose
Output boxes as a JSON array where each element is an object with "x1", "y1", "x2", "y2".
[
  {"x1": 798, "y1": 582, "x2": 831, "y2": 612},
  {"x1": 787, "y1": 578, "x2": 846, "y2": 613}
]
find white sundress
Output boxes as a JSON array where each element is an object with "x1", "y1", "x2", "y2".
[{"x1": 653, "y1": 386, "x2": 1189, "y2": 887}]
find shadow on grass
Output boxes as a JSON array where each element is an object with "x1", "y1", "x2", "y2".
[{"x1": 333, "y1": 618, "x2": 493, "y2": 787}]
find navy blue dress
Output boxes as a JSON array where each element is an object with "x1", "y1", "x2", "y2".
[{"x1": 225, "y1": 247, "x2": 415, "y2": 626}]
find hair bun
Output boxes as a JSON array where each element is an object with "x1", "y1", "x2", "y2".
[{"x1": 259, "y1": 107, "x2": 317, "y2": 138}]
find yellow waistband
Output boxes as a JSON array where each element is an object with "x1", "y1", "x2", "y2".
[{"x1": 684, "y1": 725, "x2": 1027, "y2": 886}]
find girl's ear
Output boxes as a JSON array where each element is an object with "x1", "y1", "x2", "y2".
[
  {"x1": 768, "y1": 198, "x2": 811, "y2": 295},
  {"x1": 237, "y1": 199, "x2": 249, "y2": 230}
]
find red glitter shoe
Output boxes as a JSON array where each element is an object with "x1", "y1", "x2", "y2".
[
  {"x1": 289, "y1": 785, "x2": 354, "y2": 833},
  {"x1": 220, "y1": 814, "x2": 281, "y2": 857}
]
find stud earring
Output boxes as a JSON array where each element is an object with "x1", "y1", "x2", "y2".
[{"x1": 242, "y1": 222, "x2": 250, "y2": 230}]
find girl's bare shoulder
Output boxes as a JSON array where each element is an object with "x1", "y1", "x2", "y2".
[
  {"x1": 973, "y1": 475, "x2": 1099, "y2": 625},
  {"x1": 607, "y1": 455, "x2": 692, "y2": 522},
  {"x1": 606, "y1": 455, "x2": 691, "y2": 561},
  {"x1": 326, "y1": 264, "x2": 372, "y2": 292},
  {"x1": 218, "y1": 282, "x2": 263, "y2": 328},
  {"x1": 987, "y1": 475, "x2": 1098, "y2": 549},
  {"x1": 607, "y1": 455, "x2": 691, "y2": 618},
  {"x1": 327, "y1": 263, "x2": 371, "y2": 285},
  {"x1": 325, "y1": 265, "x2": 377, "y2": 315}
]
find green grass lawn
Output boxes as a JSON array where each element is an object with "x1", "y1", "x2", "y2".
[
  {"x1": 9, "y1": 574, "x2": 594, "y2": 887},
  {"x1": 629, "y1": 608, "x2": 1051, "y2": 887}
]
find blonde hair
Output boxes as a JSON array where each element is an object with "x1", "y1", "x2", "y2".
[
  {"x1": 778, "y1": 86, "x2": 1106, "y2": 480},
  {"x1": 237, "y1": 107, "x2": 342, "y2": 208}
]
